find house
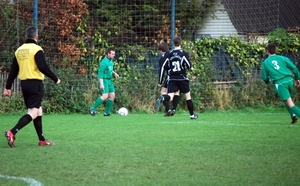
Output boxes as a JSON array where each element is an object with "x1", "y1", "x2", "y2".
[
  {"x1": 196, "y1": 0, "x2": 300, "y2": 41},
  {"x1": 195, "y1": 0, "x2": 241, "y2": 39},
  {"x1": 195, "y1": 0, "x2": 300, "y2": 81}
]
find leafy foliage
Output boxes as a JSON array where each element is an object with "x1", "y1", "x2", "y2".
[{"x1": 84, "y1": 0, "x2": 215, "y2": 48}]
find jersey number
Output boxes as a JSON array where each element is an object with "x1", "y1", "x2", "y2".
[
  {"x1": 172, "y1": 61, "x2": 181, "y2": 72},
  {"x1": 272, "y1": 60, "x2": 280, "y2": 70}
]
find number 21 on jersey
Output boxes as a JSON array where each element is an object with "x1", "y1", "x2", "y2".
[{"x1": 172, "y1": 61, "x2": 181, "y2": 72}]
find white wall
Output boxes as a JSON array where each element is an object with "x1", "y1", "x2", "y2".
[{"x1": 195, "y1": 0, "x2": 244, "y2": 39}]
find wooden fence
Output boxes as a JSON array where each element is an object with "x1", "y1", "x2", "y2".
[{"x1": 1, "y1": 72, "x2": 22, "y2": 95}]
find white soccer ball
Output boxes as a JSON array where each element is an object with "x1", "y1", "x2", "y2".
[{"x1": 118, "y1": 107, "x2": 128, "y2": 116}]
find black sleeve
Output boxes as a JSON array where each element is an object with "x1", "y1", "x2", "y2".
[
  {"x1": 158, "y1": 58, "x2": 168, "y2": 85},
  {"x1": 35, "y1": 50, "x2": 59, "y2": 83},
  {"x1": 184, "y1": 52, "x2": 192, "y2": 70},
  {"x1": 157, "y1": 56, "x2": 165, "y2": 83},
  {"x1": 5, "y1": 56, "x2": 19, "y2": 89}
]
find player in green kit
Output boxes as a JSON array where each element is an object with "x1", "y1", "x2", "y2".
[
  {"x1": 261, "y1": 43, "x2": 300, "y2": 124},
  {"x1": 89, "y1": 48, "x2": 119, "y2": 116}
]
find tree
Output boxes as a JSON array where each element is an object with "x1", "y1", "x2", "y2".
[
  {"x1": 85, "y1": 0, "x2": 215, "y2": 49},
  {"x1": 18, "y1": 0, "x2": 89, "y2": 67}
]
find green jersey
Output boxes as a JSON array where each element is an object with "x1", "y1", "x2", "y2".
[
  {"x1": 98, "y1": 56, "x2": 114, "y2": 79},
  {"x1": 261, "y1": 54, "x2": 300, "y2": 84}
]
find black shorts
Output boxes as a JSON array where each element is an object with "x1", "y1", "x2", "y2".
[
  {"x1": 163, "y1": 79, "x2": 168, "y2": 88},
  {"x1": 21, "y1": 80, "x2": 44, "y2": 109},
  {"x1": 167, "y1": 80, "x2": 190, "y2": 94}
]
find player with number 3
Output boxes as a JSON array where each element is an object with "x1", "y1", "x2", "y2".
[{"x1": 261, "y1": 43, "x2": 300, "y2": 124}]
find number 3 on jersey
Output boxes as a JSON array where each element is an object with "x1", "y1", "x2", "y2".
[{"x1": 272, "y1": 60, "x2": 280, "y2": 70}]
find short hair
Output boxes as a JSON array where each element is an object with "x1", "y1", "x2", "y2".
[
  {"x1": 26, "y1": 26, "x2": 38, "y2": 39},
  {"x1": 106, "y1": 47, "x2": 115, "y2": 54},
  {"x1": 158, "y1": 42, "x2": 169, "y2": 52},
  {"x1": 266, "y1": 43, "x2": 276, "y2": 54},
  {"x1": 173, "y1": 36, "x2": 182, "y2": 47}
]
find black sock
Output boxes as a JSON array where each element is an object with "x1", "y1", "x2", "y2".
[
  {"x1": 163, "y1": 101, "x2": 170, "y2": 112},
  {"x1": 172, "y1": 95, "x2": 180, "y2": 110},
  {"x1": 162, "y1": 95, "x2": 171, "y2": 112},
  {"x1": 11, "y1": 114, "x2": 32, "y2": 135},
  {"x1": 162, "y1": 94, "x2": 170, "y2": 101},
  {"x1": 186, "y1": 99, "x2": 194, "y2": 115},
  {"x1": 33, "y1": 116, "x2": 45, "y2": 141}
]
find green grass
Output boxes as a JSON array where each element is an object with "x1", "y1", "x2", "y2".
[{"x1": 1, "y1": 109, "x2": 300, "y2": 186}]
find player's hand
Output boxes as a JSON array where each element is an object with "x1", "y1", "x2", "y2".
[
  {"x1": 56, "y1": 79, "x2": 61, "y2": 85},
  {"x1": 113, "y1": 72, "x2": 120, "y2": 79},
  {"x1": 3, "y1": 89, "x2": 11, "y2": 97},
  {"x1": 295, "y1": 80, "x2": 300, "y2": 88},
  {"x1": 157, "y1": 84, "x2": 162, "y2": 87}
]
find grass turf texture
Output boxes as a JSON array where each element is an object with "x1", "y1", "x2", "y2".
[{"x1": 1, "y1": 109, "x2": 300, "y2": 186}]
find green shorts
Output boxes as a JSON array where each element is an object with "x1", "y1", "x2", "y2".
[
  {"x1": 274, "y1": 78, "x2": 294, "y2": 101},
  {"x1": 99, "y1": 79, "x2": 115, "y2": 94}
]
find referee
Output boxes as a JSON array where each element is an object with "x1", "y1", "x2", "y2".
[{"x1": 4, "y1": 26, "x2": 61, "y2": 147}]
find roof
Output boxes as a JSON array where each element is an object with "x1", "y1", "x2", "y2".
[{"x1": 222, "y1": 0, "x2": 300, "y2": 34}]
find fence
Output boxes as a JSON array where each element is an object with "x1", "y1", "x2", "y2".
[{"x1": 1, "y1": 0, "x2": 299, "y2": 96}]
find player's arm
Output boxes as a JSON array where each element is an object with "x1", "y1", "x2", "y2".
[
  {"x1": 286, "y1": 57, "x2": 300, "y2": 80},
  {"x1": 5, "y1": 56, "x2": 19, "y2": 90},
  {"x1": 98, "y1": 61, "x2": 106, "y2": 89},
  {"x1": 183, "y1": 52, "x2": 192, "y2": 70},
  {"x1": 113, "y1": 71, "x2": 119, "y2": 79},
  {"x1": 284, "y1": 58, "x2": 300, "y2": 87},
  {"x1": 158, "y1": 58, "x2": 168, "y2": 85},
  {"x1": 261, "y1": 63, "x2": 270, "y2": 84},
  {"x1": 35, "y1": 50, "x2": 59, "y2": 84},
  {"x1": 4, "y1": 56, "x2": 19, "y2": 97}
]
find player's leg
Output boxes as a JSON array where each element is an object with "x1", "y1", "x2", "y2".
[
  {"x1": 155, "y1": 81, "x2": 168, "y2": 109},
  {"x1": 33, "y1": 107, "x2": 45, "y2": 141},
  {"x1": 161, "y1": 86, "x2": 167, "y2": 95},
  {"x1": 170, "y1": 90, "x2": 180, "y2": 115},
  {"x1": 180, "y1": 81, "x2": 198, "y2": 119},
  {"x1": 5, "y1": 80, "x2": 37, "y2": 147},
  {"x1": 105, "y1": 93, "x2": 115, "y2": 116},
  {"x1": 104, "y1": 80, "x2": 115, "y2": 116},
  {"x1": 163, "y1": 92, "x2": 175, "y2": 116},
  {"x1": 90, "y1": 80, "x2": 109, "y2": 116},
  {"x1": 32, "y1": 106, "x2": 54, "y2": 146},
  {"x1": 159, "y1": 86, "x2": 170, "y2": 114},
  {"x1": 284, "y1": 103, "x2": 298, "y2": 124},
  {"x1": 276, "y1": 81, "x2": 300, "y2": 123},
  {"x1": 162, "y1": 81, "x2": 179, "y2": 116}
]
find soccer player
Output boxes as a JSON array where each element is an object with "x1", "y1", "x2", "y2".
[
  {"x1": 261, "y1": 43, "x2": 300, "y2": 124},
  {"x1": 156, "y1": 41, "x2": 180, "y2": 116},
  {"x1": 156, "y1": 36, "x2": 198, "y2": 119},
  {"x1": 89, "y1": 48, "x2": 119, "y2": 116},
  {"x1": 4, "y1": 26, "x2": 61, "y2": 147}
]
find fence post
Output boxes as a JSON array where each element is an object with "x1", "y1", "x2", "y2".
[
  {"x1": 33, "y1": 0, "x2": 38, "y2": 28},
  {"x1": 171, "y1": 0, "x2": 175, "y2": 49}
]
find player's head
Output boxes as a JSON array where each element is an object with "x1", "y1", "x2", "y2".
[
  {"x1": 173, "y1": 36, "x2": 182, "y2": 47},
  {"x1": 106, "y1": 47, "x2": 115, "y2": 59},
  {"x1": 266, "y1": 43, "x2": 276, "y2": 55},
  {"x1": 26, "y1": 26, "x2": 38, "y2": 40},
  {"x1": 158, "y1": 42, "x2": 169, "y2": 53}
]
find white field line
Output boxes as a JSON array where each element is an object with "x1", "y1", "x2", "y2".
[
  {"x1": 0, "y1": 174, "x2": 42, "y2": 186},
  {"x1": 161, "y1": 120, "x2": 299, "y2": 127}
]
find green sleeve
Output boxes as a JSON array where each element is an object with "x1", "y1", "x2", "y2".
[
  {"x1": 286, "y1": 57, "x2": 300, "y2": 80},
  {"x1": 98, "y1": 60, "x2": 106, "y2": 79},
  {"x1": 261, "y1": 63, "x2": 270, "y2": 84}
]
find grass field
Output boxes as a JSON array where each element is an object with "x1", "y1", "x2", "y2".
[{"x1": 1, "y1": 108, "x2": 300, "y2": 186}]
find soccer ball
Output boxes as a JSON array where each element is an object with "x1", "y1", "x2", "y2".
[{"x1": 118, "y1": 107, "x2": 128, "y2": 116}]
